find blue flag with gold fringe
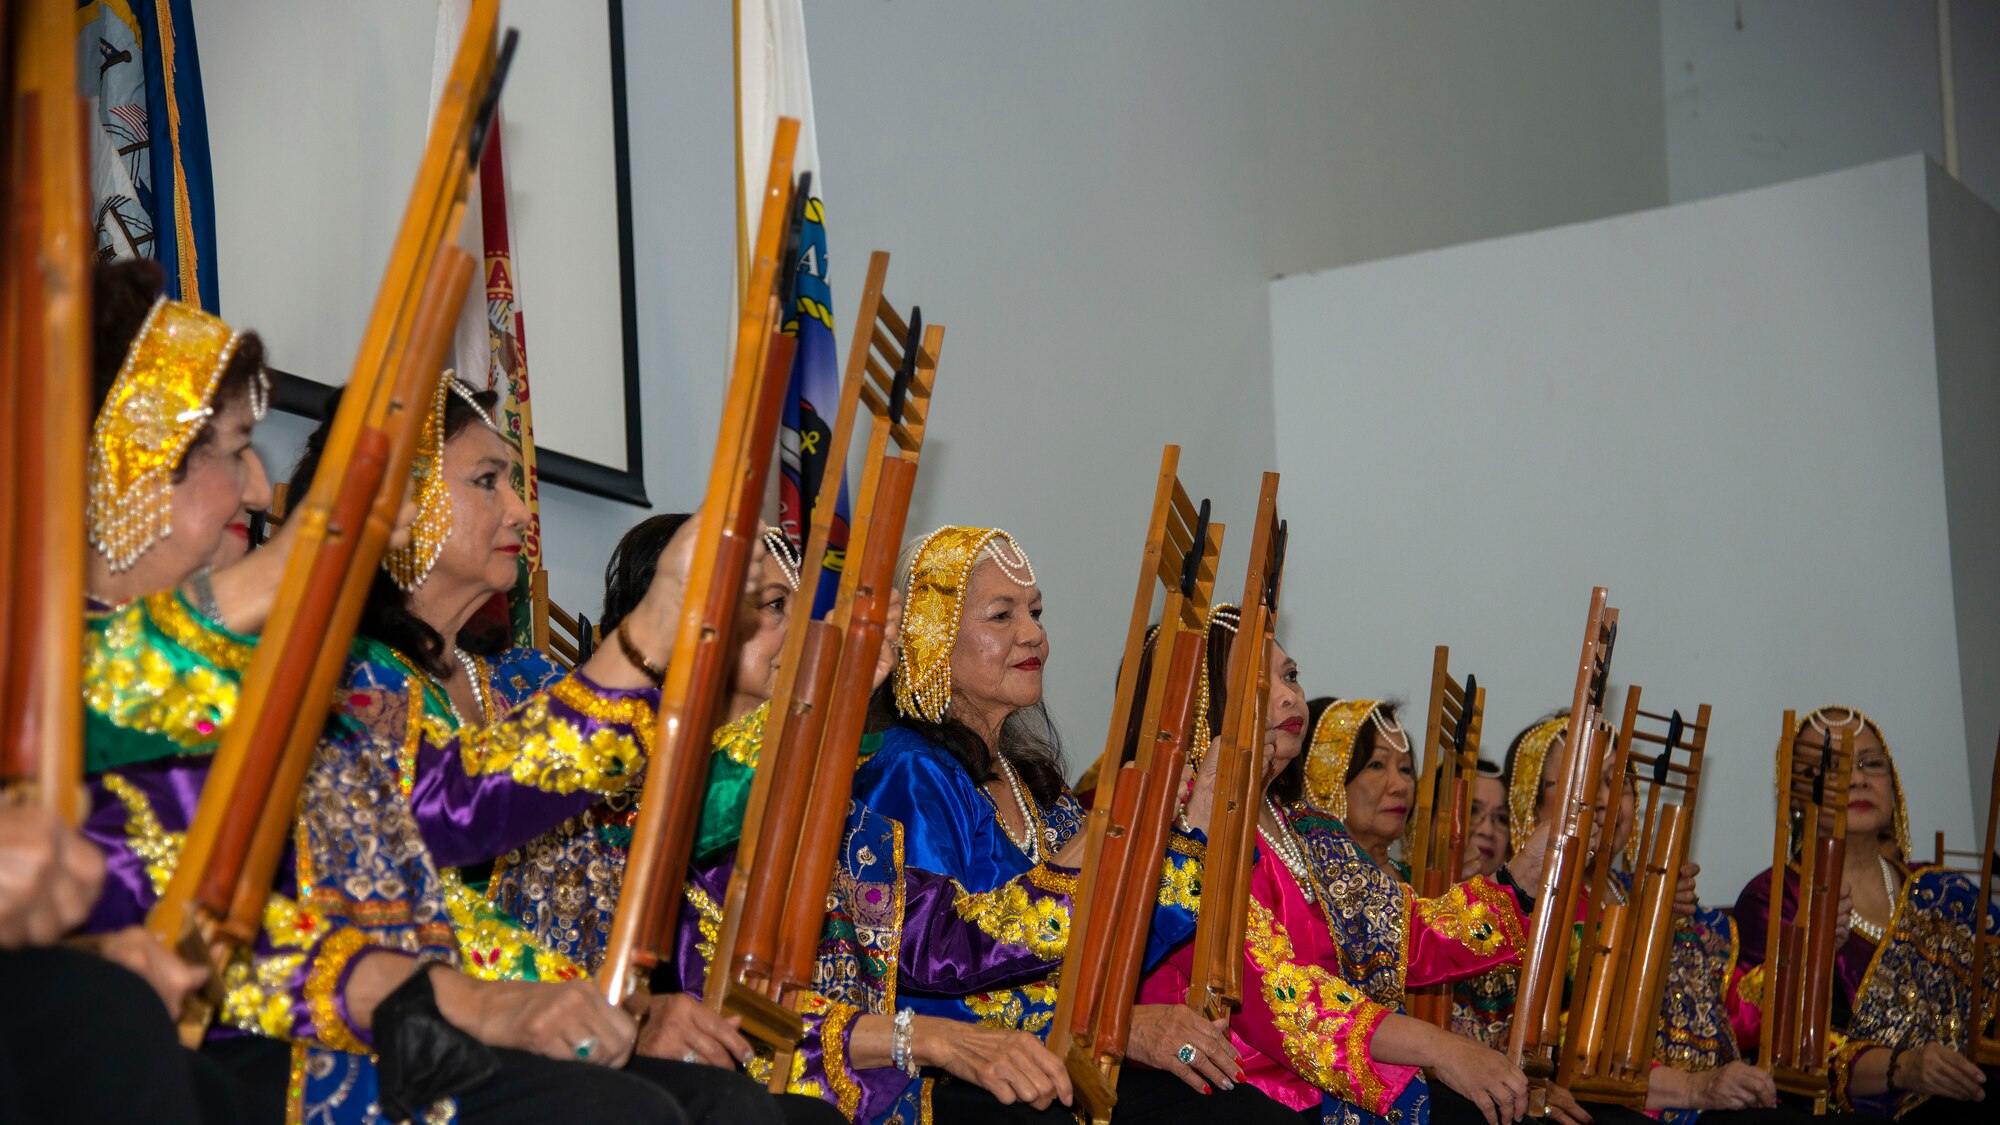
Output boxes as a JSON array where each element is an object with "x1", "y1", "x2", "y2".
[{"x1": 77, "y1": 0, "x2": 220, "y2": 311}]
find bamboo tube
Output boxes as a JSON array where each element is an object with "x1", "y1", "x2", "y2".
[{"x1": 1068, "y1": 768, "x2": 1146, "y2": 1042}]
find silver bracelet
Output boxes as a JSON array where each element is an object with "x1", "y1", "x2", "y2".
[
  {"x1": 186, "y1": 565, "x2": 223, "y2": 625},
  {"x1": 891, "y1": 1008, "x2": 917, "y2": 1078}
]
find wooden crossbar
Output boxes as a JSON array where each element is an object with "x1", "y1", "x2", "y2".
[{"x1": 1406, "y1": 645, "x2": 1485, "y2": 1026}]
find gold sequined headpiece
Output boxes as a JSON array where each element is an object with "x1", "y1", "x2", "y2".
[
  {"x1": 892, "y1": 525, "x2": 1037, "y2": 722},
  {"x1": 1189, "y1": 603, "x2": 1241, "y2": 765},
  {"x1": 382, "y1": 372, "x2": 494, "y2": 591},
  {"x1": 87, "y1": 297, "x2": 244, "y2": 571},
  {"x1": 1784, "y1": 705, "x2": 1910, "y2": 861},
  {"x1": 1305, "y1": 698, "x2": 1402, "y2": 819},
  {"x1": 1507, "y1": 717, "x2": 1568, "y2": 852}
]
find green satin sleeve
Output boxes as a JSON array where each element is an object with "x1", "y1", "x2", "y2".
[
  {"x1": 691, "y1": 705, "x2": 885, "y2": 864},
  {"x1": 83, "y1": 592, "x2": 256, "y2": 773}
]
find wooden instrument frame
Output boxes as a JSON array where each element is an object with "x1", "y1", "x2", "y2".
[
  {"x1": 1506, "y1": 587, "x2": 1618, "y2": 1114},
  {"x1": 1755, "y1": 714, "x2": 1853, "y2": 1110},
  {"x1": 1185, "y1": 474, "x2": 1285, "y2": 1025},
  {"x1": 596, "y1": 116, "x2": 800, "y2": 1006},
  {"x1": 1049, "y1": 445, "x2": 1223, "y2": 1124},
  {"x1": 144, "y1": 1, "x2": 512, "y2": 1048},
  {"x1": 1557, "y1": 689, "x2": 1709, "y2": 1107},
  {"x1": 1, "y1": 0, "x2": 89, "y2": 826},
  {"x1": 1405, "y1": 646, "x2": 1484, "y2": 1027}
]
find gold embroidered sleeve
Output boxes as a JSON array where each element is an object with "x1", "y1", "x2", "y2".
[
  {"x1": 304, "y1": 928, "x2": 377, "y2": 1053},
  {"x1": 1409, "y1": 878, "x2": 1525, "y2": 960},
  {"x1": 454, "y1": 674, "x2": 655, "y2": 796},
  {"x1": 1158, "y1": 848, "x2": 1202, "y2": 911},
  {"x1": 951, "y1": 877, "x2": 1071, "y2": 960},
  {"x1": 83, "y1": 594, "x2": 252, "y2": 760},
  {"x1": 1242, "y1": 899, "x2": 1407, "y2": 1114}
]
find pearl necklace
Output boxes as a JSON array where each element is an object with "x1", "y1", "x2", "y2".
[
  {"x1": 991, "y1": 755, "x2": 1042, "y2": 863},
  {"x1": 451, "y1": 649, "x2": 490, "y2": 726},
  {"x1": 1259, "y1": 797, "x2": 1316, "y2": 903},
  {"x1": 1848, "y1": 854, "x2": 1897, "y2": 944}
]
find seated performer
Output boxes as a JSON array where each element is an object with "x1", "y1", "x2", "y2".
[
  {"x1": 841, "y1": 525, "x2": 1304, "y2": 1124},
  {"x1": 1151, "y1": 617, "x2": 1571, "y2": 1125},
  {"x1": 1734, "y1": 706, "x2": 1995, "y2": 1121},
  {"x1": 284, "y1": 375, "x2": 832, "y2": 1125},
  {"x1": 1459, "y1": 760, "x2": 1509, "y2": 881},
  {"x1": 80, "y1": 264, "x2": 720, "y2": 1120},
  {"x1": 1301, "y1": 697, "x2": 1417, "y2": 878},
  {"x1": 1, "y1": 803, "x2": 244, "y2": 1124},
  {"x1": 1484, "y1": 715, "x2": 1783, "y2": 1122}
]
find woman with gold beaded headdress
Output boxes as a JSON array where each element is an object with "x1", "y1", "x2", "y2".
[
  {"x1": 833, "y1": 526, "x2": 1334, "y2": 1125},
  {"x1": 1129, "y1": 612, "x2": 1556, "y2": 1125},
  {"x1": 1301, "y1": 697, "x2": 1418, "y2": 879},
  {"x1": 1731, "y1": 706, "x2": 1999, "y2": 1120}
]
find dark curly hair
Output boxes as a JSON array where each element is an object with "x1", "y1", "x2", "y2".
[
  {"x1": 287, "y1": 375, "x2": 502, "y2": 678},
  {"x1": 865, "y1": 683, "x2": 1069, "y2": 811},
  {"x1": 91, "y1": 259, "x2": 266, "y2": 477},
  {"x1": 598, "y1": 513, "x2": 694, "y2": 635}
]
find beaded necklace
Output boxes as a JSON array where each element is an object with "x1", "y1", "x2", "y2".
[
  {"x1": 989, "y1": 754, "x2": 1043, "y2": 864},
  {"x1": 1259, "y1": 797, "x2": 1317, "y2": 904},
  {"x1": 1848, "y1": 854, "x2": 1898, "y2": 944}
]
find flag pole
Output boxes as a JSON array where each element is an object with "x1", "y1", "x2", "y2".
[{"x1": 733, "y1": 0, "x2": 749, "y2": 312}]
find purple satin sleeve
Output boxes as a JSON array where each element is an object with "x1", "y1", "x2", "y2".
[
  {"x1": 895, "y1": 863, "x2": 1076, "y2": 994},
  {"x1": 789, "y1": 1003, "x2": 913, "y2": 1122},
  {"x1": 665, "y1": 854, "x2": 736, "y2": 996},
  {"x1": 79, "y1": 757, "x2": 380, "y2": 1049},
  {"x1": 407, "y1": 672, "x2": 660, "y2": 868}
]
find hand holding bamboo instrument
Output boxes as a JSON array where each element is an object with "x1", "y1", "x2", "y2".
[
  {"x1": 595, "y1": 117, "x2": 801, "y2": 1006},
  {"x1": 144, "y1": 2, "x2": 516, "y2": 1047},
  {"x1": 1506, "y1": 587, "x2": 1618, "y2": 1114},
  {"x1": 1185, "y1": 474, "x2": 1286, "y2": 1024},
  {"x1": 1, "y1": 0, "x2": 90, "y2": 827},
  {"x1": 1049, "y1": 446, "x2": 1221, "y2": 1124},
  {"x1": 1557, "y1": 690, "x2": 1709, "y2": 1108},
  {"x1": 1406, "y1": 647, "x2": 1484, "y2": 1026}
]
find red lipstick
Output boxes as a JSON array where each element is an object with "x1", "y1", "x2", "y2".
[
  {"x1": 1275, "y1": 716, "x2": 1303, "y2": 734},
  {"x1": 226, "y1": 521, "x2": 250, "y2": 540},
  {"x1": 1012, "y1": 657, "x2": 1043, "y2": 671}
]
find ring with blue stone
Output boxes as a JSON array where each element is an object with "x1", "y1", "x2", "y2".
[
  {"x1": 574, "y1": 1036, "x2": 599, "y2": 1060},
  {"x1": 1176, "y1": 1043, "x2": 1198, "y2": 1066}
]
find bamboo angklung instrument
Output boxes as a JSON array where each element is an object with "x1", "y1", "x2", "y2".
[
  {"x1": 1755, "y1": 715, "x2": 1852, "y2": 1111},
  {"x1": 0, "y1": 0, "x2": 90, "y2": 826},
  {"x1": 596, "y1": 117, "x2": 801, "y2": 1006},
  {"x1": 707, "y1": 252, "x2": 946, "y2": 1086},
  {"x1": 1557, "y1": 690, "x2": 1709, "y2": 1107},
  {"x1": 145, "y1": 4, "x2": 516, "y2": 1047},
  {"x1": 1405, "y1": 646, "x2": 1483, "y2": 1027},
  {"x1": 1185, "y1": 474, "x2": 1286, "y2": 1023},
  {"x1": 1049, "y1": 445, "x2": 1222, "y2": 1124},
  {"x1": 1506, "y1": 587, "x2": 1618, "y2": 1114},
  {"x1": 1970, "y1": 729, "x2": 2000, "y2": 1066}
]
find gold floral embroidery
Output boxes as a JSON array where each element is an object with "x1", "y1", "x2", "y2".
[
  {"x1": 304, "y1": 928, "x2": 375, "y2": 1053},
  {"x1": 953, "y1": 880, "x2": 1069, "y2": 960},
  {"x1": 458, "y1": 686, "x2": 649, "y2": 795},
  {"x1": 685, "y1": 882, "x2": 724, "y2": 971},
  {"x1": 100, "y1": 772, "x2": 184, "y2": 894},
  {"x1": 1244, "y1": 899, "x2": 1393, "y2": 1113},
  {"x1": 443, "y1": 872, "x2": 583, "y2": 982},
  {"x1": 1734, "y1": 962, "x2": 1766, "y2": 1008},
  {"x1": 819, "y1": 1002, "x2": 862, "y2": 1117},
  {"x1": 1025, "y1": 863, "x2": 1078, "y2": 897},
  {"x1": 962, "y1": 979, "x2": 1059, "y2": 1033},
  {"x1": 1166, "y1": 833, "x2": 1206, "y2": 861},
  {"x1": 1411, "y1": 880, "x2": 1514, "y2": 959},
  {"x1": 220, "y1": 894, "x2": 331, "y2": 1042},
  {"x1": 716, "y1": 702, "x2": 768, "y2": 767},
  {"x1": 1158, "y1": 854, "x2": 1202, "y2": 911},
  {"x1": 143, "y1": 591, "x2": 254, "y2": 672},
  {"x1": 83, "y1": 605, "x2": 238, "y2": 750}
]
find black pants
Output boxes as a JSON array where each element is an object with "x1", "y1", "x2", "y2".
[
  {"x1": 925, "y1": 1067, "x2": 1309, "y2": 1125},
  {"x1": 0, "y1": 946, "x2": 250, "y2": 1125},
  {"x1": 209, "y1": 1033, "x2": 833, "y2": 1125}
]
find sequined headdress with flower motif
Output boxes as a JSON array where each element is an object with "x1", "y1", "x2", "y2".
[
  {"x1": 1783, "y1": 705, "x2": 1910, "y2": 861},
  {"x1": 892, "y1": 525, "x2": 1038, "y2": 722},
  {"x1": 382, "y1": 371, "x2": 496, "y2": 591},
  {"x1": 1304, "y1": 698, "x2": 1405, "y2": 820},
  {"x1": 1506, "y1": 716, "x2": 1569, "y2": 852},
  {"x1": 87, "y1": 297, "x2": 258, "y2": 571}
]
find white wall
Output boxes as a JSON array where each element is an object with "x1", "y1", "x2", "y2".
[
  {"x1": 1269, "y1": 156, "x2": 1974, "y2": 897},
  {"x1": 1661, "y1": 0, "x2": 2000, "y2": 209},
  {"x1": 197, "y1": 1, "x2": 1671, "y2": 760}
]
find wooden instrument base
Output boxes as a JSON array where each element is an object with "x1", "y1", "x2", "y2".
[
  {"x1": 717, "y1": 979, "x2": 808, "y2": 1051},
  {"x1": 1769, "y1": 1065, "x2": 1829, "y2": 1114},
  {"x1": 1061, "y1": 1043, "x2": 1118, "y2": 1125},
  {"x1": 1562, "y1": 1073, "x2": 1648, "y2": 1111},
  {"x1": 169, "y1": 919, "x2": 227, "y2": 1049}
]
